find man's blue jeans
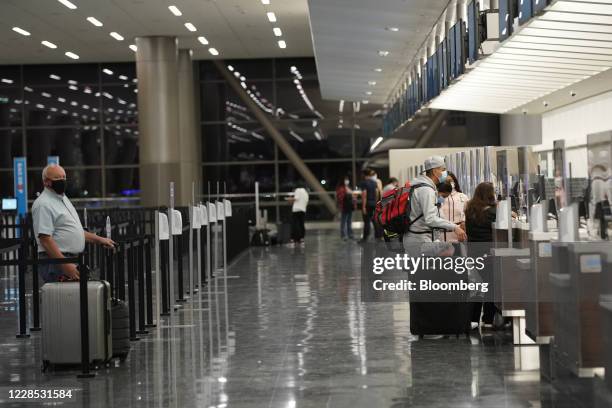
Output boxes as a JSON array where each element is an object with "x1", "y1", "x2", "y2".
[{"x1": 340, "y1": 211, "x2": 354, "y2": 239}]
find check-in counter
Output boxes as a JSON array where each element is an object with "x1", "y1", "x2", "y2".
[{"x1": 550, "y1": 241, "x2": 611, "y2": 378}]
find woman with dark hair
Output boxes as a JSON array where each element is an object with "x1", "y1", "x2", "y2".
[
  {"x1": 465, "y1": 182, "x2": 498, "y2": 329},
  {"x1": 437, "y1": 172, "x2": 468, "y2": 242},
  {"x1": 336, "y1": 176, "x2": 355, "y2": 240}
]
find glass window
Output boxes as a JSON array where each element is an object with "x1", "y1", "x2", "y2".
[
  {"x1": 0, "y1": 170, "x2": 13, "y2": 198},
  {"x1": 226, "y1": 59, "x2": 273, "y2": 80},
  {"x1": 200, "y1": 81, "x2": 274, "y2": 123},
  {"x1": 202, "y1": 123, "x2": 275, "y2": 162},
  {"x1": 100, "y1": 63, "x2": 137, "y2": 85},
  {"x1": 277, "y1": 123, "x2": 353, "y2": 160},
  {"x1": 105, "y1": 167, "x2": 140, "y2": 197},
  {"x1": 26, "y1": 127, "x2": 102, "y2": 167},
  {"x1": 278, "y1": 162, "x2": 353, "y2": 192},
  {"x1": 0, "y1": 129, "x2": 23, "y2": 168},
  {"x1": 203, "y1": 164, "x2": 275, "y2": 194},
  {"x1": 0, "y1": 73, "x2": 23, "y2": 127},
  {"x1": 27, "y1": 169, "x2": 97, "y2": 200},
  {"x1": 24, "y1": 84, "x2": 101, "y2": 127},
  {"x1": 275, "y1": 58, "x2": 317, "y2": 80},
  {"x1": 101, "y1": 84, "x2": 138, "y2": 124},
  {"x1": 23, "y1": 64, "x2": 99, "y2": 86},
  {"x1": 104, "y1": 125, "x2": 139, "y2": 165}
]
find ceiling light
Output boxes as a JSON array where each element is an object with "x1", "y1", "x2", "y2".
[
  {"x1": 49, "y1": 74, "x2": 61, "y2": 80},
  {"x1": 267, "y1": 12, "x2": 277, "y2": 22},
  {"x1": 368, "y1": 81, "x2": 377, "y2": 86},
  {"x1": 117, "y1": 75, "x2": 127, "y2": 81},
  {"x1": 68, "y1": 79, "x2": 77, "y2": 85},
  {"x1": 386, "y1": 27, "x2": 399, "y2": 32},
  {"x1": 65, "y1": 51, "x2": 79, "y2": 59},
  {"x1": 314, "y1": 131, "x2": 322, "y2": 140},
  {"x1": 273, "y1": 27, "x2": 282, "y2": 37},
  {"x1": 362, "y1": 100, "x2": 369, "y2": 104},
  {"x1": 1, "y1": 78, "x2": 13, "y2": 84},
  {"x1": 289, "y1": 130, "x2": 304, "y2": 142},
  {"x1": 129, "y1": 44, "x2": 137, "y2": 52},
  {"x1": 228, "y1": 65, "x2": 234, "y2": 71},
  {"x1": 168, "y1": 5, "x2": 182, "y2": 16},
  {"x1": 365, "y1": 91, "x2": 372, "y2": 95},
  {"x1": 261, "y1": 0, "x2": 270, "y2": 4},
  {"x1": 373, "y1": 68, "x2": 382, "y2": 73},
  {"x1": 110, "y1": 32, "x2": 124, "y2": 41},
  {"x1": 58, "y1": 97, "x2": 66, "y2": 102},
  {"x1": 370, "y1": 136, "x2": 384, "y2": 151},
  {"x1": 86, "y1": 17, "x2": 103, "y2": 27},
  {"x1": 184, "y1": 23, "x2": 197, "y2": 32},
  {"x1": 41, "y1": 40, "x2": 58, "y2": 49},
  {"x1": 42, "y1": 92, "x2": 51, "y2": 98},
  {"x1": 12, "y1": 27, "x2": 31, "y2": 36},
  {"x1": 208, "y1": 47, "x2": 219, "y2": 56},
  {"x1": 378, "y1": 50, "x2": 389, "y2": 57},
  {"x1": 68, "y1": 85, "x2": 78, "y2": 90},
  {"x1": 339, "y1": 100, "x2": 344, "y2": 113},
  {"x1": 278, "y1": 40, "x2": 286, "y2": 49},
  {"x1": 198, "y1": 36, "x2": 209, "y2": 45},
  {"x1": 57, "y1": 0, "x2": 77, "y2": 10},
  {"x1": 102, "y1": 68, "x2": 113, "y2": 76}
]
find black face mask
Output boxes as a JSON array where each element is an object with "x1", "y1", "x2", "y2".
[{"x1": 50, "y1": 179, "x2": 67, "y2": 195}]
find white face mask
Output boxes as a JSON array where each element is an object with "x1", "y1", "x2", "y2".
[{"x1": 344, "y1": 179, "x2": 350, "y2": 186}]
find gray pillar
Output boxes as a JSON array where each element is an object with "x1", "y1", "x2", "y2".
[
  {"x1": 135, "y1": 36, "x2": 180, "y2": 207},
  {"x1": 177, "y1": 49, "x2": 201, "y2": 205}
]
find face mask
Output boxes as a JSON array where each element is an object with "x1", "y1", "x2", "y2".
[
  {"x1": 371, "y1": 175, "x2": 378, "y2": 181},
  {"x1": 438, "y1": 170, "x2": 448, "y2": 184},
  {"x1": 50, "y1": 179, "x2": 67, "y2": 195},
  {"x1": 437, "y1": 196, "x2": 445, "y2": 206},
  {"x1": 344, "y1": 179, "x2": 350, "y2": 186}
]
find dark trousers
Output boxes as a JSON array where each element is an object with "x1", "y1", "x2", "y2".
[
  {"x1": 362, "y1": 205, "x2": 376, "y2": 240},
  {"x1": 471, "y1": 302, "x2": 496, "y2": 324},
  {"x1": 291, "y1": 211, "x2": 306, "y2": 241}
]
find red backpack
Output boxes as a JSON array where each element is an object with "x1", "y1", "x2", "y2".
[{"x1": 374, "y1": 182, "x2": 432, "y2": 234}]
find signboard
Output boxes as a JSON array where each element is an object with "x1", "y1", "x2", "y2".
[
  {"x1": 47, "y1": 156, "x2": 59, "y2": 166},
  {"x1": 13, "y1": 157, "x2": 27, "y2": 218}
]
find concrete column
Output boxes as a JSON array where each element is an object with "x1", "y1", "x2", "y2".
[
  {"x1": 135, "y1": 36, "x2": 180, "y2": 207},
  {"x1": 177, "y1": 49, "x2": 201, "y2": 205}
]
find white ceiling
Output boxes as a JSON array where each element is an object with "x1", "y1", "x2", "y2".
[
  {"x1": 0, "y1": 0, "x2": 313, "y2": 64},
  {"x1": 308, "y1": 0, "x2": 450, "y2": 104}
]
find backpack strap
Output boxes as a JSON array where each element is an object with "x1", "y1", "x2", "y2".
[{"x1": 405, "y1": 183, "x2": 436, "y2": 234}]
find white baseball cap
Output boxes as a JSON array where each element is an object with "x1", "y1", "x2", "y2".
[{"x1": 423, "y1": 155, "x2": 446, "y2": 172}]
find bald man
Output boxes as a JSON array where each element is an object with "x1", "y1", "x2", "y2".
[{"x1": 32, "y1": 164, "x2": 116, "y2": 282}]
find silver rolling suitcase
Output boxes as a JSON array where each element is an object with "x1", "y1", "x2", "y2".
[{"x1": 41, "y1": 281, "x2": 112, "y2": 366}]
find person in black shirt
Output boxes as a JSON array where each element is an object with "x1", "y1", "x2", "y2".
[
  {"x1": 465, "y1": 182, "x2": 498, "y2": 328},
  {"x1": 358, "y1": 169, "x2": 378, "y2": 243},
  {"x1": 336, "y1": 176, "x2": 355, "y2": 240}
]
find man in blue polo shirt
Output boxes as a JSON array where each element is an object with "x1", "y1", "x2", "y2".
[{"x1": 32, "y1": 164, "x2": 116, "y2": 282}]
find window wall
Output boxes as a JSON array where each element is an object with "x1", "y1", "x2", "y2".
[
  {"x1": 0, "y1": 63, "x2": 139, "y2": 201},
  {"x1": 200, "y1": 58, "x2": 382, "y2": 221}
]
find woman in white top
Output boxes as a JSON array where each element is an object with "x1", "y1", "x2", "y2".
[
  {"x1": 437, "y1": 172, "x2": 469, "y2": 242},
  {"x1": 286, "y1": 184, "x2": 309, "y2": 244}
]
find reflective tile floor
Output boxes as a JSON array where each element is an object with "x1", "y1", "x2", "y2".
[{"x1": 0, "y1": 231, "x2": 588, "y2": 407}]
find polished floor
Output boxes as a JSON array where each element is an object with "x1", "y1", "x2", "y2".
[{"x1": 0, "y1": 230, "x2": 583, "y2": 407}]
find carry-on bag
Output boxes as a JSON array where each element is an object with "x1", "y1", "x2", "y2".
[
  {"x1": 111, "y1": 298, "x2": 130, "y2": 359},
  {"x1": 41, "y1": 280, "x2": 112, "y2": 367}
]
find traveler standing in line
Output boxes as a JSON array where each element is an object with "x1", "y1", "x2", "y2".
[
  {"x1": 32, "y1": 164, "x2": 116, "y2": 283},
  {"x1": 403, "y1": 156, "x2": 467, "y2": 250},
  {"x1": 286, "y1": 183, "x2": 309, "y2": 246},
  {"x1": 371, "y1": 170, "x2": 384, "y2": 239},
  {"x1": 437, "y1": 172, "x2": 469, "y2": 242},
  {"x1": 383, "y1": 177, "x2": 400, "y2": 194},
  {"x1": 358, "y1": 169, "x2": 378, "y2": 243},
  {"x1": 464, "y1": 182, "x2": 498, "y2": 329},
  {"x1": 336, "y1": 176, "x2": 355, "y2": 240}
]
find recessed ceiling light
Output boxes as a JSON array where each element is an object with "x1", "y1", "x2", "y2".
[
  {"x1": 41, "y1": 40, "x2": 58, "y2": 49},
  {"x1": 58, "y1": 97, "x2": 66, "y2": 102},
  {"x1": 267, "y1": 12, "x2": 277, "y2": 22},
  {"x1": 368, "y1": 81, "x2": 377, "y2": 86},
  {"x1": 1, "y1": 78, "x2": 14, "y2": 84},
  {"x1": 386, "y1": 27, "x2": 399, "y2": 32},
  {"x1": 129, "y1": 44, "x2": 137, "y2": 52},
  {"x1": 41, "y1": 92, "x2": 51, "y2": 98},
  {"x1": 12, "y1": 27, "x2": 31, "y2": 36},
  {"x1": 362, "y1": 100, "x2": 369, "y2": 104},
  {"x1": 65, "y1": 51, "x2": 79, "y2": 59},
  {"x1": 184, "y1": 22, "x2": 197, "y2": 32},
  {"x1": 227, "y1": 65, "x2": 234, "y2": 71},
  {"x1": 102, "y1": 68, "x2": 113, "y2": 76},
  {"x1": 378, "y1": 50, "x2": 389, "y2": 57},
  {"x1": 168, "y1": 5, "x2": 182, "y2": 16},
  {"x1": 273, "y1": 27, "x2": 282, "y2": 37},
  {"x1": 57, "y1": 0, "x2": 77, "y2": 10},
  {"x1": 68, "y1": 79, "x2": 77, "y2": 85},
  {"x1": 49, "y1": 74, "x2": 61, "y2": 80},
  {"x1": 198, "y1": 36, "x2": 209, "y2": 45},
  {"x1": 86, "y1": 17, "x2": 103, "y2": 27},
  {"x1": 261, "y1": 0, "x2": 270, "y2": 4},
  {"x1": 119, "y1": 75, "x2": 128, "y2": 80},
  {"x1": 110, "y1": 32, "x2": 124, "y2": 41},
  {"x1": 68, "y1": 85, "x2": 78, "y2": 90},
  {"x1": 208, "y1": 47, "x2": 219, "y2": 56},
  {"x1": 373, "y1": 68, "x2": 382, "y2": 72},
  {"x1": 278, "y1": 40, "x2": 286, "y2": 49},
  {"x1": 365, "y1": 91, "x2": 373, "y2": 95}
]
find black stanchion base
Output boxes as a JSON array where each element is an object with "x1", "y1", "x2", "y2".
[
  {"x1": 136, "y1": 330, "x2": 148, "y2": 335},
  {"x1": 145, "y1": 324, "x2": 157, "y2": 328},
  {"x1": 77, "y1": 373, "x2": 96, "y2": 379},
  {"x1": 130, "y1": 337, "x2": 141, "y2": 341},
  {"x1": 16, "y1": 334, "x2": 30, "y2": 338},
  {"x1": 30, "y1": 327, "x2": 41, "y2": 332}
]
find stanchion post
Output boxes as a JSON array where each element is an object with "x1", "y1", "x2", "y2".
[
  {"x1": 137, "y1": 238, "x2": 147, "y2": 334},
  {"x1": 31, "y1": 247, "x2": 41, "y2": 331},
  {"x1": 145, "y1": 238, "x2": 155, "y2": 327},
  {"x1": 77, "y1": 259, "x2": 95, "y2": 378},
  {"x1": 16, "y1": 224, "x2": 29, "y2": 338},
  {"x1": 127, "y1": 243, "x2": 140, "y2": 341}
]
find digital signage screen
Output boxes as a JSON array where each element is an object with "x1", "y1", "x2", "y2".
[{"x1": 467, "y1": 1, "x2": 479, "y2": 64}]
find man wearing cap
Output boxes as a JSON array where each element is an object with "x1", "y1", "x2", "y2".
[{"x1": 403, "y1": 156, "x2": 467, "y2": 249}]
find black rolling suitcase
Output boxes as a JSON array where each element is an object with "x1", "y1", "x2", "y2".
[{"x1": 111, "y1": 298, "x2": 130, "y2": 359}]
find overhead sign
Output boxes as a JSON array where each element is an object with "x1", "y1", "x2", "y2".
[{"x1": 13, "y1": 157, "x2": 27, "y2": 217}]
